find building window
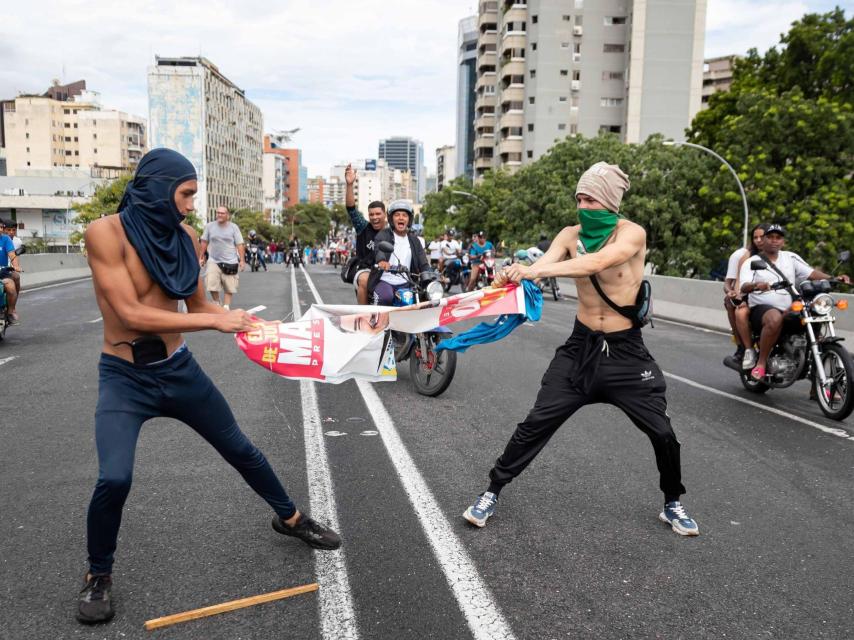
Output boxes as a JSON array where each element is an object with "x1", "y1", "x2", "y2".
[
  {"x1": 560, "y1": 69, "x2": 569, "y2": 76},
  {"x1": 604, "y1": 44, "x2": 625, "y2": 53},
  {"x1": 74, "y1": 136, "x2": 78, "y2": 142},
  {"x1": 527, "y1": 150, "x2": 533, "y2": 158},
  {"x1": 93, "y1": 133, "x2": 97, "y2": 139},
  {"x1": 559, "y1": 96, "x2": 567, "y2": 102},
  {"x1": 65, "y1": 136, "x2": 71, "y2": 142},
  {"x1": 74, "y1": 150, "x2": 79, "y2": 156},
  {"x1": 529, "y1": 96, "x2": 535, "y2": 104},
  {"x1": 528, "y1": 124, "x2": 534, "y2": 131},
  {"x1": 562, "y1": 14, "x2": 571, "y2": 21},
  {"x1": 94, "y1": 148, "x2": 98, "y2": 154},
  {"x1": 599, "y1": 125, "x2": 622, "y2": 133},
  {"x1": 576, "y1": 15, "x2": 583, "y2": 25},
  {"x1": 25, "y1": 132, "x2": 29, "y2": 139},
  {"x1": 64, "y1": 109, "x2": 70, "y2": 114},
  {"x1": 558, "y1": 123, "x2": 567, "y2": 130},
  {"x1": 73, "y1": 123, "x2": 77, "y2": 128},
  {"x1": 26, "y1": 147, "x2": 30, "y2": 152},
  {"x1": 65, "y1": 150, "x2": 72, "y2": 156},
  {"x1": 605, "y1": 16, "x2": 627, "y2": 25},
  {"x1": 603, "y1": 71, "x2": 624, "y2": 80},
  {"x1": 573, "y1": 70, "x2": 581, "y2": 81},
  {"x1": 531, "y1": 42, "x2": 537, "y2": 51},
  {"x1": 530, "y1": 69, "x2": 536, "y2": 78},
  {"x1": 64, "y1": 123, "x2": 70, "y2": 128},
  {"x1": 532, "y1": 15, "x2": 537, "y2": 23},
  {"x1": 561, "y1": 42, "x2": 570, "y2": 49},
  {"x1": 570, "y1": 124, "x2": 578, "y2": 135},
  {"x1": 26, "y1": 161, "x2": 31, "y2": 166},
  {"x1": 600, "y1": 98, "x2": 624, "y2": 107}
]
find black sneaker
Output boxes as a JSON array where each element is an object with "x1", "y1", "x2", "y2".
[
  {"x1": 272, "y1": 514, "x2": 341, "y2": 550},
  {"x1": 76, "y1": 574, "x2": 115, "y2": 624}
]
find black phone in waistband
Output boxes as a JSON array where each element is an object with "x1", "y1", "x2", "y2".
[{"x1": 113, "y1": 335, "x2": 169, "y2": 365}]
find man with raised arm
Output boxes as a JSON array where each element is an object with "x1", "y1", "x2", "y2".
[
  {"x1": 345, "y1": 163, "x2": 388, "y2": 304},
  {"x1": 76, "y1": 149, "x2": 340, "y2": 626},
  {"x1": 463, "y1": 162, "x2": 699, "y2": 537}
]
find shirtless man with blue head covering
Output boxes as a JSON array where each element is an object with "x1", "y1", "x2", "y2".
[{"x1": 77, "y1": 148, "x2": 341, "y2": 625}]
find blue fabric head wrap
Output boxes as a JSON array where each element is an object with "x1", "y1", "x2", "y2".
[{"x1": 118, "y1": 148, "x2": 200, "y2": 299}]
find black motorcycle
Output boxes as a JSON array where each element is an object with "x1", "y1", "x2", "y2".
[
  {"x1": 375, "y1": 241, "x2": 458, "y2": 397},
  {"x1": 248, "y1": 246, "x2": 261, "y2": 272},
  {"x1": 724, "y1": 260, "x2": 853, "y2": 420},
  {"x1": 0, "y1": 266, "x2": 15, "y2": 341}
]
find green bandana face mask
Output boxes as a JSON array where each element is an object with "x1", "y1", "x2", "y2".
[{"x1": 578, "y1": 208, "x2": 621, "y2": 253}]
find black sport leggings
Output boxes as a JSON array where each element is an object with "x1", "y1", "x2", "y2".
[
  {"x1": 488, "y1": 319, "x2": 686, "y2": 501},
  {"x1": 86, "y1": 347, "x2": 296, "y2": 575}
]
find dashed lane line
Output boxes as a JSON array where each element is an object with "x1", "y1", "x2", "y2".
[
  {"x1": 289, "y1": 265, "x2": 359, "y2": 640},
  {"x1": 21, "y1": 277, "x2": 92, "y2": 293},
  {"x1": 299, "y1": 266, "x2": 517, "y2": 640},
  {"x1": 88, "y1": 317, "x2": 103, "y2": 323},
  {"x1": 0, "y1": 356, "x2": 17, "y2": 367}
]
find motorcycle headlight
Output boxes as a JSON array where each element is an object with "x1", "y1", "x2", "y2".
[
  {"x1": 811, "y1": 293, "x2": 834, "y2": 315},
  {"x1": 426, "y1": 281, "x2": 444, "y2": 301}
]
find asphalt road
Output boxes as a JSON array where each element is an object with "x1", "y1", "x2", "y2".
[{"x1": 1, "y1": 263, "x2": 852, "y2": 640}]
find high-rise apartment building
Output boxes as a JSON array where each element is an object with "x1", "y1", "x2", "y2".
[
  {"x1": 264, "y1": 136, "x2": 307, "y2": 210},
  {"x1": 324, "y1": 176, "x2": 345, "y2": 208},
  {"x1": 456, "y1": 16, "x2": 479, "y2": 180},
  {"x1": 473, "y1": 0, "x2": 706, "y2": 179},
  {"x1": 378, "y1": 137, "x2": 425, "y2": 202},
  {"x1": 701, "y1": 55, "x2": 736, "y2": 108},
  {"x1": 307, "y1": 177, "x2": 325, "y2": 204},
  {"x1": 148, "y1": 56, "x2": 263, "y2": 221},
  {"x1": 436, "y1": 145, "x2": 457, "y2": 190},
  {"x1": 3, "y1": 85, "x2": 146, "y2": 178}
]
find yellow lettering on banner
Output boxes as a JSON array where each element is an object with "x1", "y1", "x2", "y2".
[
  {"x1": 262, "y1": 347, "x2": 278, "y2": 364},
  {"x1": 246, "y1": 324, "x2": 279, "y2": 345}
]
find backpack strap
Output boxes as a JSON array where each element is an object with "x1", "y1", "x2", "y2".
[{"x1": 589, "y1": 274, "x2": 638, "y2": 322}]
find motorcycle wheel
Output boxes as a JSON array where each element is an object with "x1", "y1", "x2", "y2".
[
  {"x1": 551, "y1": 278, "x2": 559, "y2": 301},
  {"x1": 393, "y1": 331, "x2": 412, "y2": 363},
  {"x1": 410, "y1": 333, "x2": 457, "y2": 397},
  {"x1": 739, "y1": 370, "x2": 770, "y2": 394},
  {"x1": 813, "y1": 343, "x2": 854, "y2": 421}
]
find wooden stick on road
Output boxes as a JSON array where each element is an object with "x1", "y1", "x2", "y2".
[{"x1": 144, "y1": 582, "x2": 319, "y2": 631}]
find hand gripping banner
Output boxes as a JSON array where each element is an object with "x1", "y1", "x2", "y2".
[{"x1": 235, "y1": 283, "x2": 541, "y2": 383}]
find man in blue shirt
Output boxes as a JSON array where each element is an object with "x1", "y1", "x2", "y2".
[
  {"x1": 0, "y1": 220, "x2": 20, "y2": 323},
  {"x1": 466, "y1": 231, "x2": 494, "y2": 291}
]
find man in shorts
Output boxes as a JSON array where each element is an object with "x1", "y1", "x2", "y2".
[
  {"x1": 200, "y1": 207, "x2": 244, "y2": 309},
  {"x1": 345, "y1": 164, "x2": 388, "y2": 304}
]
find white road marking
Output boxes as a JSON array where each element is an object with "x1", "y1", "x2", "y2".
[
  {"x1": 0, "y1": 356, "x2": 17, "y2": 367},
  {"x1": 663, "y1": 371, "x2": 853, "y2": 441},
  {"x1": 324, "y1": 431, "x2": 348, "y2": 437},
  {"x1": 299, "y1": 266, "x2": 517, "y2": 640},
  {"x1": 246, "y1": 305, "x2": 267, "y2": 314},
  {"x1": 88, "y1": 317, "x2": 103, "y2": 323},
  {"x1": 21, "y1": 277, "x2": 92, "y2": 293},
  {"x1": 289, "y1": 266, "x2": 359, "y2": 640}
]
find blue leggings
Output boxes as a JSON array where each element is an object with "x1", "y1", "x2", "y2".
[{"x1": 86, "y1": 347, "x2": 296, "y2": 575}]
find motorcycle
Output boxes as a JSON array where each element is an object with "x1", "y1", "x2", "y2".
[
  {"x1": 514, "y1": 248, "x2": 560, "y2": 301},
  {"x1": 375, "y1": 241, "x2": 458, "y2": 397},
  {"x1": 248, "y1": 246, "x2": 261, "y2": 272},
  {"x1": 475, "y1": 250, "x2": 497, "y2": 290},
  {"x1": 442, "y1": 255, "x2": 467, "y2": 294},
  {"x1": 289, "y1": 246, "x2": 302, "y2": 266},
  {"x1": 723, "y1": 260, "x2": 853, "y2": 420}
]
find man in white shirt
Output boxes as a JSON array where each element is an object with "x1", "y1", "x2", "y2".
[
  {"x1": 438, "y1": 232, "x2": 461, "y2": 273},
  {"x1": 199, "y1": 207, "x2": 245, "y2": 309},
  {"x1": 723, "y1": 223, "x2": 767, "y2": 366},
  {"x1": 739, "y1": 224, "x2": 848, "y2": 378},
  {"x1": 427, "y1": 235, "x2": 442, "y2": 268}
]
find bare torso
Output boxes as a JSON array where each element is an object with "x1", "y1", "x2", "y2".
[
  {"x1": 561, "y1": 219, "x2": 645, "y2": 332},
  {"x1": 93, "y1": 215, "x2": 187, "y2": 361}
]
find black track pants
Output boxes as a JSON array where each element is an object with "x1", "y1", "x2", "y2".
[{"x1": 488, "y1": 319, "x2": 686, "y2": 500}]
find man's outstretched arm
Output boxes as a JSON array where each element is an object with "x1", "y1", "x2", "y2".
[{"x1": 85, "y1": 220, "x2": 253, "y2": 334}]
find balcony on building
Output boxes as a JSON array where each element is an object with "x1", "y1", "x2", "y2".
[
  {"x1": 475, "y1": 134, "x2": 495, "y2": 149},
  {"x1": 500, "y1": 70, "x2": 525, "y2": 91},
  {"x1": 475, "y1": 111, "x2": 496, "y2": 130},
  {"x1": 479, "y1": 1, "x2": 498, "y2": 16},
  {"x1": 501, "y1": 21, "x2": 526, "y2": 41},
  {"x1": 500, "y1": 85, "x2": 525, "y2": 105}
]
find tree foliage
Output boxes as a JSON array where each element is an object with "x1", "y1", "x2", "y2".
[
  {"x1": 423, "y1": 8, "x2": 852, "y2": 277},
  {"x1": 232, "y1": 203, "x2": 348, "y2": 246}
]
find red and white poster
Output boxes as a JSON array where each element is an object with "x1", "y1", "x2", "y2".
[{"x1": 236, "y1": 284, "x2": 526, "y2": 383}]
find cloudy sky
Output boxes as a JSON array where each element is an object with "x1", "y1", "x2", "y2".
[{"x1": 0, "y1": 0, "x2": 847, "y2": 176}]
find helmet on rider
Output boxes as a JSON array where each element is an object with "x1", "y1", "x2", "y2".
[
  {"x1": 527, "y1": 247, "x2": 545, "y2": 261},
  {"x1": 249, "y1": 229, "x2": 257, "y2": 238},
  {"x1": 387, "y1": 200, "x2": 414, "y2": 229}
]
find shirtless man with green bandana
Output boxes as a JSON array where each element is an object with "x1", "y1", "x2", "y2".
[{"x1": 463, "y1": 161, "x2": 699, "y2": 537}]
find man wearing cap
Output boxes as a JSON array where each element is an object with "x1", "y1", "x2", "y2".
[
  {"x1": 368, "y1": 199, "x2": 430, "y2": 305},
  {"x1": 0, "y1": 219, "x2": 21, "y2": 323},
  {"x1": 463, "y1": 161, "x2": 700, "y2": 537},
  {"x1": 466, "y1": 231, "x2": 495, "y2": 292},
  {"x1": 738, "y1": 224, "x2": 848, "y2": 380}
]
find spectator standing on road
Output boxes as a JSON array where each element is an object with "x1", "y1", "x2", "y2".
[
  {"x1": 463, "y1": 161, "x2": 700, "y2": 537},
  {"x1": 268, "y1": 240, "x2": 278, "y2": 264},
  {"x1": 428, "y1": 235, "x2": 442, "y2": 268},
  {"x1": 345, "y1": 163, "x2": 389, "y2": 304},
  {"x1": 76, "y1": 149, "x2": 340, "y2": 625},
  {"x1": 199, "y1": 207, "x2": 244, "y2": 309}
]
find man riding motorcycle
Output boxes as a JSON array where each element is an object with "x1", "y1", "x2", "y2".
[
  {"x1": 247, "y1": 230, "x2": 268, "y2": 271},
  {"x1": 0, "y1": 220, "x2": 20, "y2": 324},
  {"x1": 466, "y1": 231, "x2": 495, "y2": 292},
  {"x1": 368, "y1": 200, "x2": 430, "y2": 305},
  {"x1": 738, "y1": 224, "x2": 850, "y2": 380},
  {"x1": 344, "y1": 164, "x2": 388, "y2": 304}
]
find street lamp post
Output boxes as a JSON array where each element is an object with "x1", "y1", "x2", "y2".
[{"x1": 663, "y1": 140, "x2": 750, "y2": 248}]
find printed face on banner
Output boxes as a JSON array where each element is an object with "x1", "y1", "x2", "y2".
[
  {"x1": 438, "y1": 287, "x2": 517, "y2": 326},
  {"x1": 238, "y1": 318, "x2": 325, "y2": 380}
]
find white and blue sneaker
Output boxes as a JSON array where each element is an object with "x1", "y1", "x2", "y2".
[
  {"x1": 463, "y1": 492, "x2": 498, "y2": 528},
  {"x1": 659, "y1": 501, "x2": 700, "y2": 536}
]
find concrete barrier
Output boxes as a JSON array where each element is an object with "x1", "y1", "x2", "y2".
[
  {"x1": 559, "y1": 274, "x2": 854, "y2": 340},
  {"x1": 17, "y1": 253, "x2": 91, "y2": 289}
]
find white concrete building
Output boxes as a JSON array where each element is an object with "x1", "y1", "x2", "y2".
[
  {"x1": 148, "y1": 56, "x2": 263, "y2": 221},
  {"x1": 436, "y1": 145, "x2": 457, "y2": 190},
  {"x1": 262, "y1": 153, "x2": 285, "y2": 225}
]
